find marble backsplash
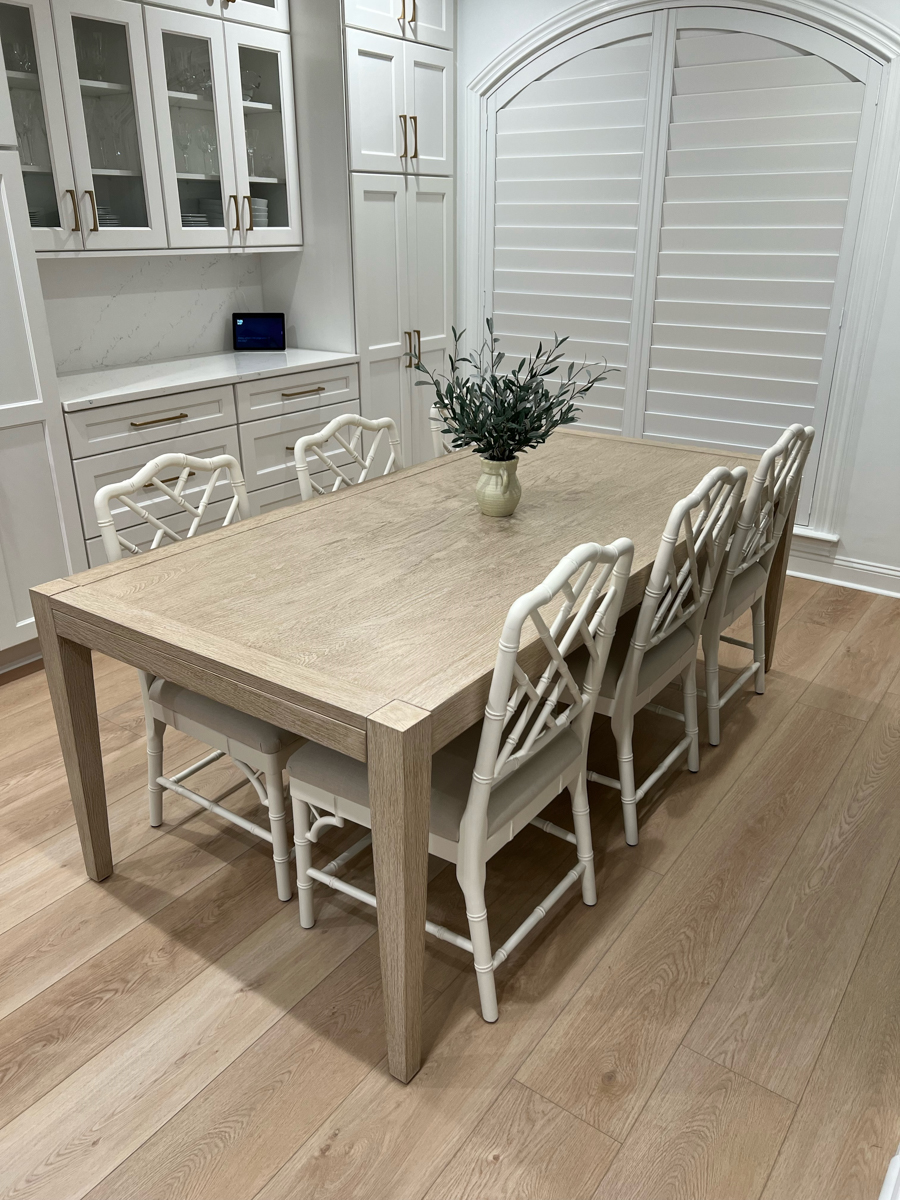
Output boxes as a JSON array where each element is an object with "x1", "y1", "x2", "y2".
[{"x1": 38, "y1": 254, "x2": 265, "y2": 375}]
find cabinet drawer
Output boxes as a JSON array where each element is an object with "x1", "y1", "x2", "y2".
[
  {"x1": 65, "y1": 387, "x2": 236, "y2": 459},
  {"x1": 247, "y1": 477, "x2": 303, "y2": 518},
  {"x1": 84, "y1": 494, "x2": 240, "y2": 567},
  {"x1": 74, "y1": 426, "x2": 242, "y2": 541},
  {"x1": 234, "y1": 364, "x2": 359, "y2": 422},
  {"x1": 239, "y1": 399, "x2": 360, "y2": 493}
]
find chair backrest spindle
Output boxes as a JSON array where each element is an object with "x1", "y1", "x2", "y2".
[{"x1": 294, "y1": 413, "x2": 402, "y2": 501}]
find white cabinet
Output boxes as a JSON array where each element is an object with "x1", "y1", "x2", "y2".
[
  {"x1": 346, "y1": 27, "x2": 452, "y2": 175},
  {"x1": 134, "y1": 0, "x2": 288, "y2": 34},
  {"x1": 351, "y1": 171, "x2": 452, "y2": 465},
  {"x1": 0, "y1": 148, "x2": 83, "y2": 652},
  {"x1": 52, "y1": 0, "x2": 168, "y2": 249},
  {"x1": 0, "y1": 0, "x2": 82, "y2": 249},
  {"x1": 344, "y1": 0, "x2": 453, "y2": 50}
]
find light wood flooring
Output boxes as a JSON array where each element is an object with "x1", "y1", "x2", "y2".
[{"x1": 2, "y1": 575, "x2": 900, "y2": 1199}]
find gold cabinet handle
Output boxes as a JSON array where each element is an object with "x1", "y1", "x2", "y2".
[
  {"x1": 282, "y1": 385, "x2": 325, "y2": 399},
  {"x1": 144, "y1": 471, "x2": 194, "y2": 488},
  {"x1": 414, "y1": 329, "x2": 422, "y2": 363},
  {"x1": 130, "y1": 412, "x2": 188, "y2": 428},
  {"x1": 86, "y1": 189, "x2": 99, "y2": 232},
  {"x1": 66, "y1": 189, "x2": 81, "y2": 233},
  {"x1": 398, "y1": 0, "x2": 405, "y2": 25},
  {"x1": 229, "y1": 194, "x2": 239, "y2": 232},
  {"x1": 404, "y1": 330, "x2": 414, "y2": 368},
  {"x1": 244, "y1": 194, "x2": 254, "y2": 232},
  {"x1": 410, "y1": 0, "x2": 417, "y2": 21},
  {"x1": 399, "y1": 114, "x2": 408, "y2": 160},
  {"x1": 410, "y1": 114, "x2": 418, "y2": 159}
]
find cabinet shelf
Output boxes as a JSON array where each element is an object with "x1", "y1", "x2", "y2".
[
  {"x1": 248, "y1": 175, "x2": 281, "y2": 184},
  {"x1": 6, "y1": 69, "x2": 41, "y2": 90},
  {"x1": 21, "y1": 163, "x2": 53, "y2": 173},
  {"x1": 243, "y1": 99, "x2": 278, "y2": 112},
  {"x1": 167, "y1": 90, "x2": 214, "y2": 111},
  {"x1": 91, "y1": 167, "x2": 142, "y2": 177},
  {"x1": 176, "y1": 172, "x2": 221, "y2": 181},
  {"x1": 79, "y1": 78, "x2": 131, "y2": 96}
]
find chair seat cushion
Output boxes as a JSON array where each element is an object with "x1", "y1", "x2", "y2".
[
  {"x1": 723, "y1": 562, "x2": 768, "y2": 621},
  {"x1": 148, "y1": 678, "x2": 300, "y2": 755},
  {"x1": 287, "y1": 722, "x2": 584, "y2": 844},
  {"x1": 596, "y1": 613, "x2": 696, "y2": 699}
]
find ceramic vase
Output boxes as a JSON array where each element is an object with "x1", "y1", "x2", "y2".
[{"x1": 475, "y1": 456, "x2": 521, "y2": 517}]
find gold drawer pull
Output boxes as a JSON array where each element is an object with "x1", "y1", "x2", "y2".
[
  {"x1": 130, "y1": 412, "x2": 189, "y2": 428},
  {"x1": 281, "y1": 385, "x2": 326, "y2": 399},
  {"x1": 144, "y1": 471, "x2": 194, "y2": 488}
]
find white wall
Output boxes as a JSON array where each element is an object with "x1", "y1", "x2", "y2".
[
  {"x1": 458, "y1": 0, "x2": 900, "y2": 595},
  {"x1": 38, "y1": 254, "x2": 265, "y2": 375}
]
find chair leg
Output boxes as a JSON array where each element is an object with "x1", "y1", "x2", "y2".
[
  {"x1": 264, "y1": 758, "x2": 292, "y2": 902},
  {"x1": 613, "y1": 717, "x2": 639, "y2": 846},
  {"x1": 570, "y1": 772, "x2": 596, "y2": 905},
  {"x1": 752, "y1": 597, "x2": 766, "y2": 694},
  {"x1": 458, "y1": 867, "x2": 498, "y2": 1023},
  {"x1": 704, "y1": 631, "x2": 722, "y2": 747},
  {"x1": 292, "y1": 793, "x2": 315, "y2": 928},
  {"x1": 146, "y1": 717, "x2": 166, "y2": 828},
  {"x1": 683, "y1": 658, "x2": 700, "y2": 773}
]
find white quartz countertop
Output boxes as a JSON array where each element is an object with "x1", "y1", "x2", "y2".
[{"x1": 58, "y1": 348, "x2": 360, "y2": 412}]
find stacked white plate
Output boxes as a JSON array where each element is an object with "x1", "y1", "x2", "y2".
[
  {"x1": 198, "y1": 197, "x2": 224, "y2": 226},
  {"x1": 250, "y1": 196, "x2": 268, "y2": 228},
  {"x1": 181, "y1": 212, "x2": 209, "y2": 227},
  {"x1": 96, "y1": 205, "x2": 122, "y2": 227}
]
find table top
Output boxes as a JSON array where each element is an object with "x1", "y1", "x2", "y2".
[
  {"x1": 58, "y1": 348, "x2": 360, "y2": 412},
  {"x1": 42, "y1": 431, "x2": 758, "y2": 757}
]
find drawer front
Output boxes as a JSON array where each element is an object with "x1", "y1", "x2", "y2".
[
  {"x1": 75, "y1": 426, "x2": 242, "y2": 541},
  {"x1": 66, "y1": 386, "x2": 236, "y2": 459},
  {"x1": 84, "y1": 494, "x2": 239, "y2": 567},
  {"x1": 247, "y1": 478, "x2": 304, "y2": 518},
  {"x1": 234, "y1": 364, "x2": 360, "y2": 422},
  {"x1": 239, "y1": 398, "x2": 360, "y2": 493}
]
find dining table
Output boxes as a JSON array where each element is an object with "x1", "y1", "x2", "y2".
[{"x1": 31, "y1": 428, "x2": 790, "y2": 1084}]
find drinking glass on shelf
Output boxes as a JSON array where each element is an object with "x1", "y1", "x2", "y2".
[
  {"x1": 197, "y1": 124, "x2": 217, "y2": 176},
  {"x1": 240, "y1": 69, "x2": 260, "y2": 103},
  {"x1": 172, "y1": 117, "x2": 191, "y2": 172},
  {"x1": 5, "y1": 38, "x2": 35, "y2": 73},
  {"x1": 246, "y1": 129, "x2": 258, "y2": 178}
]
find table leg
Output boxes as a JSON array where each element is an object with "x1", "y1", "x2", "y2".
[
  {"x1": 31, "y1": 588, "x2": 112, "y2": 880},
  {"x1": 764, "y1": 495, "x2": 798, "y2": 674},
  {"x1": 367, "y1": 700, "x2": 432, "y2": 1083}
]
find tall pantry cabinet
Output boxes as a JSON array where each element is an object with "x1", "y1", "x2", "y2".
[{"x1": 344, "y1": 1, "x2": 453, "y2": 466}]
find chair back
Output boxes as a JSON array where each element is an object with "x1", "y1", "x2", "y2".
[
  {"x1": 459, "y1": 539, "x2": 634, "y2": 847},
  {"x1": 94, "y1": 453, "x2": 250, "y2": 564},
  {"x1": 709, "y1": 425, "x2": 815, "y2": 628},
  {"x1": 430, "y1": 406, "x2": 453, "y2": 457},
  {"x1": 618, "y1": 465, "x2": 746, "y2": 698},
  {"x1": 293, "y1": 413, "x2": 402, "y2": 501}
]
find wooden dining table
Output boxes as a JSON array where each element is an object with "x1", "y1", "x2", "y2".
[{"x1": 31, "y1": 429, "x2": 791, "y2": 1084}]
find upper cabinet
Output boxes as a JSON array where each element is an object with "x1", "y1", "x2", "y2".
[
  {"x1": 344, "y1": 0, "x2": 452, "y2": 50},
  {"x1": 139, "y1": 0, "x2": 288, "y2": 34},
  {"x1": 346, "y1": 28, "x2": 452, "y2": 175},
  {"x1": 53, "y1": 0, "x2": 167, "y2": 249}
]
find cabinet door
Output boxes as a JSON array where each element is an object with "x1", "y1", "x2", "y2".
[
  {"x1": 405, "y1": 0, "x2": 453, "y2": 50},
  {"x1": 224, "y1": 23, "x2": 300, "y2": 247},
  {"x1": 0, "y1": 0, "x2": 81, "y2": 249},
  {"x1": 404, "y1": 40, "x2": 451, "y2": 175},
  {"x1": 222, "y1": 0, "x2": 288, "y2": 34},
  {"x1": 0, "y1": 150, "x2": 82, "y2": 651},
  {"x1": 344, "y1": 0, "x2": 403, "y2": 40},
  {"x1": 145, "y1": 8, "x2": 238, "y2": 249},
  {"x1": 52, "y1": 0, "x2": 166, "y2": 249},
  {"x1": 346, "y1": 27, "x2": 405, "y2": 174},
  {"x1": 351, "y1": 172, "x2": 411, "y2": 464},
  {"x1": 407, "y1": 174, "x2": 451, "y2": 461}
]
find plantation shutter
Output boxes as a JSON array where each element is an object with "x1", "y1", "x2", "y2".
[
  {"x1": 491, "y1": 18, "x2": 655, "y2": 432},
  {"x1": 488, "y1": 7, "x2": 877, "y2": 524}
]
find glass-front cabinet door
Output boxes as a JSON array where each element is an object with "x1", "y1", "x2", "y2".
[
  {"x1": 0, "y1": 0, "x2": 81, "y2": 249},
  {"x1": 223, "y1": 0, "x2": 288, "y2": 34},
  {"x1": 224, "y1": 24, "x2": 300, "y2": 248},
  {"x1": 145, "y1": 8, "x2": 237, "y2": 249},
  {"x1": 52, "y1": 0, "x2": 166, "y2": 249}
]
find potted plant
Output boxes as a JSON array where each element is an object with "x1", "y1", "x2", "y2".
[{"x1": 415, "y1": 319, "x2": 615, "y2": 516}]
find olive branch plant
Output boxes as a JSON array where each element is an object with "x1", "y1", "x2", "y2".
[{"x1": 415, "y1": 319, "x2": 618, "y2": 462}]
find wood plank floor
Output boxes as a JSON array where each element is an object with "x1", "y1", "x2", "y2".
[{"x1": 2, "y1": 575, "x2": 900, "y2": 1199}]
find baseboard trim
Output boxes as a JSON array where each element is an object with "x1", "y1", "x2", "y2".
[{"x1": 789, "y1": 544, "x2": 900, "y2": 598}]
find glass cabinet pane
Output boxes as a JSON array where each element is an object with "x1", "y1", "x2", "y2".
[
  {"x1": 239, "y1": 44, "x2": 287, "y2": 229},
  {"x1": 163, "y1": 31, "x2": 224, "y2": 230},
  {"x1": 0, "y1": 2, "x2": 59, "y2": 227},
  {"x1": 72, "y1": 15, "x2": 147, "y2": 227}
]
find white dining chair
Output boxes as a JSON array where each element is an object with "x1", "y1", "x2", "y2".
[
  {"x1": 288, "y1": 537, "x2": 635, "y2": 1022},
  {"x1": 293, "y1": 412, "x2": 402, "y2": 501},
  {"x1": 586, "y1": 465, "x2": 746, "y2": 846},
  {"x1": 702, "y1": 424, "x2": 815, "y2": 745},
  {"x1": 430, "y1": 405, "x2": 453, "y2": 457},
  {"x1": 94, "y1": 452, "x2": 303, "y2": 901}
]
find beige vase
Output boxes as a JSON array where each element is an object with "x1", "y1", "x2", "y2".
[{"x1": 475, "y1": 456, "x2": 521, "y2": 517}]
